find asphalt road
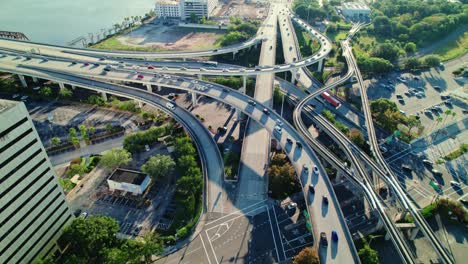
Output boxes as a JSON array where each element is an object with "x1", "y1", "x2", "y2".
[{"x1": 236, "y1": 3, "x2": 280, "y2": 210}]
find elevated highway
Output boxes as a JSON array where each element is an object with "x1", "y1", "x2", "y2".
[{"x1": 0, "y1": 53, "x2": 360, "y2": 262}]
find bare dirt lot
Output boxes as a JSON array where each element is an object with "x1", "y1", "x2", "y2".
[
  {"x1": 117, "y1": 24, "x2": 224, "y2": 51},
  {"x1": 215, "y1": 0, "x2": 268, "y2": 19}
]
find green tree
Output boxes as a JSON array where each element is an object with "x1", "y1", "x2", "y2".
[
  {"x1": 189, "y1": 12, "x2": 199, "y2": 23},
  {"x1": 89, "y1": 126, "x2": 96, "y2": 135},
  {"x1": 50, "y1": 136, "x2": 61, "y2": 147},
  {"x1": 137, "y1": 231, "x2": 164, "y2": 263},
  {"x1": 268, "y1": 163, "x2": 298, "y2": 199},
  {"x1": 270, "y1": 153, "x2": 288, "y2": 167},
  {"x1": 406, "y1": 115, "x2": 421, "y2": 134},
  {"x1": 174, "y1": 137, "x2": 196, "y2": 158},
  {"x1": 404, "y1": 42, "x2": 417, "y2": 53},
  {"x1": 177, "y1": 155, "x2": 197, "y2": 172},
  {"x1": 67, "y1": 163, "x2": 87, "y2": 177},
  {"x1": 59, "y1": 87, "x2": 73, "y2": 98},
  {"x1": 293, "y1": 247, "x2": 319, "y2": 264},
  {"x1": 404, "y1": 57, "x2": 422, "y2": 71},
  {"x1": 100, "y1": 148, "x2": 132, "y2": 170},
  {"x1": 88, "y1": 95, "x2": 106, "y2": 106},
  {"x1": 273, "y1": 86, "x2": 283, "y2": 103},
  {"x1": 424, "y1": 55, "x2": 441, "y2": 68},
  {"x1": 358, "y1": 242, "x2": 379, "y2": 264},
  {"x1": 371, "y1": 43, "x2": 401, "y2": 61},
  {"x1": 39, "y1": 86, "x2": 53, "y2": 97},
  {"x1": 349, "y1": 128, "x2": 365, "y2": 148},
  {"x1": 141, "y1": 154, "x2": 175, "y2": 180},
  {"x1": 79, "y1": 124, "x2": 88, "y2": 140},
  {"x1": 62, "y1": 216, "x2": 120, "y2": 261}
]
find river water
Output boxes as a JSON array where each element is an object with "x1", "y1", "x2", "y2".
[{"x1": 0, "y1": 0, "x2": 155, "y2": 45}]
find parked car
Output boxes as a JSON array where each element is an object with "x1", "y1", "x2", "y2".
[
  {"x1": 309, "y1": 184, "x2": 315, "y2": 193},
  {"x1": 450, "y1": 181, "x2": 462, "y2": 188},
  {"x1": 323, "y1": 196, "x2": 329, "y2": 204},
  {"x1": 287, "y1": 202, "x2": 297, "y2": 210},
  {"x1": 331, "y1": 231, "x2": 338, "y2": 242}
]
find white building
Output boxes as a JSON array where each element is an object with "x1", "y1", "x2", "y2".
[
  {"x1": 107, "y1": 168, "x2": 151, "y2": 195},
  {"x1": 155, "y1": 0, "x2": 181, "y2": 18},
  {"x1": 155, "y1": 0, "x2": 218, "y2": 20},
  {"x1": 0, "y1": 99, "x2": 73, "y2": 263},
  {"x1": 341, "y1": 2, "x2": 371, "y2": 20}
]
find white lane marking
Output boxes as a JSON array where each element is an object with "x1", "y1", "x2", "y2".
[
  {"x1": 206, "y1": 199, "x2": 267, "y2": 226},
  {"x1": 205, "y1": 230, "x2": 219, "y2": 264},
  {"x1": 272, "y1": 205, "x2": 286, "y2": 260},
  {"x1": 200, "y1": 235, "x2": 212, "y2": 264},
  {"x1": 266, "y1": 205, "x2": 281, "y2": 262}
]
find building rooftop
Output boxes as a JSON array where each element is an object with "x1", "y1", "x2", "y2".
[
  {"x1": 156, "y1": 0, "x2": 180, "y2": 5},
  {"x1": 343, "y1": 2, "x2": 370, "y2": 11},
  {"x1": 109, "y1": 168, "x2": 148, "y2": 185},
  {"x1": 0, "y1": 99, "x2": 19, "y2": 114}
]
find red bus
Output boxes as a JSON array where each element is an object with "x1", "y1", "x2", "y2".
[{"x1": 321, "y1": 92, "x2": 341, "y2": 108}]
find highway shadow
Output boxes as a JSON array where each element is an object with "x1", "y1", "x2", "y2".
[
  {"x1": 331, "y1": 238, "x2": 338, "y2": 259},
  {"x1": 292, "y1": 146, "x2": 302, "y2": 162},
  {"x1": 321, "y1": 200, "x2": 329, "y2": 218},
  {"x1": 318, "y1": 245, "x2": 328, "y2": 264}
]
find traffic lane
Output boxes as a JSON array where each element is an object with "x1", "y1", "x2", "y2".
[
  {"x1": 0, "y1": 61, "x2": 226, "y2": 214},
  {"x1": 3, "y1": 58, "x2": 357, "y2": 261}
]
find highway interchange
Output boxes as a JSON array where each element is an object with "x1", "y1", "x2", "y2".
[{"x1": 0, "y1": 2, "x2": 459, "y2": 263}]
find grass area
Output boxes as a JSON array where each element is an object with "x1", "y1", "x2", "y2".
[
  {"x1": 92, "y1": 36, "x2": 162, "y2": 52},
  {"x1": 327, "y1": 30, "x2": 347, "y2": 42},
  {"x1": 443, "y1": 143, "x2": 468, "y2": 161},
  {"x1": 432, "y1": 32, "x2": 468, "y2": 61},
  {"x1": 293, "y1": 24, "x2": 320, "y2": 58}
]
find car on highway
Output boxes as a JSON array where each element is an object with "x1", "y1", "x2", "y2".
[
  {"x1": 262, "y1": 108, "x2": 269, "y2": 115},
  {"x1": 83, "y1": 62, "x2": 90, "y2": 66},
  {"x1": 136, "y1": 74, "x2": 144, "y2": 79},
  {"x1": 248, "y1": 100, "x2": 256, "y2": 106},
  {"x1": 331, "y1": 231, "x2": 338, "y2": 242},
  {"x1": 304, "y1": 181, "x2": 314, "y2": 193},
  {"x1": 145, "y1": 145, "x2": 150, "y2": 152},
  {"x1": 320, "y1": 232, "x2": 328, "y2": 247},
  {"x1": 20, "y1": 95, "x2": 29, "y2": 101},
  {"x1": 287, "y1": 138, "x2": 293, "y2": 144},
  {"x1": 296, "y1": 142, "x2": 302, "y2": 149},
  {"x1": 80, "y1": 212, "x2": 88, "y2": 218},
  {"x1": 323, "y1": 196, "x2": 329, "y2": 204},
  {"x1": 450, "y1": 181, "x2": 462, "y2": 188},
  {"x1": 431, "y1": 169, "x2": 442, "y2": 176},
  {"x1": 222, "y1": 88, "x2": 230, "y2": 93},
  {"x1": 165, "y1": 102, "x2": 175, "y2": 110},
  {"x1": 147, "y1": 66, "x2": 154, "y2": 69},
  {"x1": 313, "y1": 165, "x2": 319, "y2": 175}
]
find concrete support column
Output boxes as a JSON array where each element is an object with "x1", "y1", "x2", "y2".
[
  {"x1": 375, "y1": 217, "x2": 384, "y2": 230},
  {"x1": 32, "y1": 77, "x2": 38, "y2": 83},
  {"x1": 58, "y1": 82, "x2": 65, "y2": 90},
  {"x1": 236, "y1": 108, "x2": 242, "y2": 120},
  {"x1": 198, "y1": 74, "x2": 202, "y2": 80},
  {"x1": 146, "y1": 84, "x2": 152, "y2": 92},
  {"x1": 183, "y1": 57, "x2": 186, "y2": 61},
  {"x1": 101, "y1": 92, "x2": 108, "y2": 102},
  {"x1": 71, "y1": 85, "x2": 76, "y2": 90},
  {"x1": 156, "y1": 85, "x2": 161, "y2": 92},
  {"x1": 138, "y1": 101, "x2": 143, "y2": 108},
  {"x1": 18, "y1": 75, "x2": 27, "y2": 88},
  {"x1": 291, "y1": 69, "x2": 298, "y2": 84},
  {"x1": 241, "y1": 75, "x2": 247, "y2": 94},
  {"x1": 410, "y1": 227, "x2": 420, "y2": 240},
  {"x1": 191, "y1": 92, "x2": 197, "y2": 106},
  {"x1": 232, "y1": 51, "x2": 237, "y2": 60},
  {"x1": 317, "y1": 58, "x2": 324, "y2": 73}
]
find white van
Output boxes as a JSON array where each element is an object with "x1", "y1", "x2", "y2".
[{"x1": 166, "y1": 102, "x2": 175, "y2": 110}]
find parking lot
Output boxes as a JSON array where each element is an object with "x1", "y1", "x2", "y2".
[{"x1": 367, "y1": 63, "x2": 466, "y2": 137}]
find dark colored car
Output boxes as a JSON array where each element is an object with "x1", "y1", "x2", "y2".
[
  {"x1": 320, "y1": 232, "x2": 328, "y2": 247},
  {"x1": 296, "y1": 142, "x2": 302, "y2": 149},
  {"x1": 331, "y1": 231, "x2": 338, "y2": 242},
  {"x1": 323, "y1": 196, "x2": 329, "y2": 204}
]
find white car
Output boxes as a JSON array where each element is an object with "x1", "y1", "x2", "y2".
[
  {"x1": 314, "y1": 165, "x2": 320, "y2": 174},
  {"x1": 287, "y1": 202, "x2": 297, "y2": 210},
  {"x1": 450, "y1": 181, "x2": 462, "y2": 188},
  {"x1": 165, "y1": 102, "x2": 175, "y2": 110},
  {"x1": 145, "y1": 145, "x2": 150, "y2": 152},
  {"x1": 274, "y1": 125, "x2": 282, "y2": 134},
  {"x1": 422, "y1": 159, "x2": 434, "y2": 165}
]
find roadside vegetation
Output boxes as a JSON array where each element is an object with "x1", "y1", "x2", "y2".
[
  {"x1": 215, "y1": 17, "x2": 260, "y2": 47},
  {"x1": 292, "y1": 23, "x2": 321, "y2": 58},
  {"x1": 353, "y1": 0, "x2": 466, "y2": 71},
  {"x1": 223, "y1": 150, "x2": 240, "y2": 181},
  {"x1": 292, "y1": 247, "x2": 319, "y2": 264},
  {"x1": 443, "y1": 143, "x2": 468, "y2": 161},
  {"x1": 370, "y1": 98, "x2": 423, "y2": 143},
  {"x1": 432, "y1": 32, "x2": 468, "y2": 61},
  {"x1": 268, "y1": 153, "x2": 301, "y2": 199},
  {"x1": 39, "y1": 216, "x2": 163, "y2": 263},
  {"x1": 358, "y1": 237, "x2": 380, "y2": 264}
]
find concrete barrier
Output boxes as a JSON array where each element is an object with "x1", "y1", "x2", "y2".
[{"x1": 178, "y1": 23, "x2": 227, "y2": 30}]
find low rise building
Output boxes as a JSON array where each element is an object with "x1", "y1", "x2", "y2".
[
  {"x1": 341, "y1": 2, "x2": 370, "y2": 20},
  {"x1": 155, "y1": 0, "x2": 181, "y2": 18},
  {"x1": 181, "y1": 0, "x2": 218, "y2": 20},
  {"x1": 107, "y1": 168, "x2": 151, "y2": 195}
]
